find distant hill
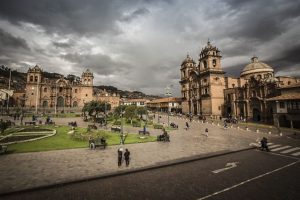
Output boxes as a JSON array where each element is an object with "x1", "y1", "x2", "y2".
[{"x1": 0, "y1": 66, "x2": 160, "y2": 98}]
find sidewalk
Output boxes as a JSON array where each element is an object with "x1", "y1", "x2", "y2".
[{"x1": 0, "y1": 115, "x2": 280, "y2": 195}]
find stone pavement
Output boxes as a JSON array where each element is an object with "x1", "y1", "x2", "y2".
[{"x1": 0, "y1": 115, "x2": 280, "y2": 195}]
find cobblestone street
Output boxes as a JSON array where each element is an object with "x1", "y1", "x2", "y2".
[{"x1": 0, "y1": 115, "x2": 280, "y2": 194}]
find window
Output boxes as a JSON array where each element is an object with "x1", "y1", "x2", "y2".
[
  {"x1": 279, "y1": 102, "x2": 285, "y2": 108},
  {"x1": 30, "y1": 76, "x2": 33, "y2": 82},
  {"x1": 212, "y1": 59, "x2": 216, "y2": 67},
  {"x1": 35, "y1": 76, "x2": 38, "y2": 82},
  {"x1": 44, "y1": 87, "x2": 47, "y2": 93},
  {"x1": 75, "y1": 89, "x2": 78, "y2": 93},
  {"x1": 59, "y1": 87, "x2": 63, "y2": 92},
  {"x1": 205, "y1": 88, "x2": 208, "y2": 94},
  {"x1": 86, "y1": 94, "x2": 88, "y2": 97},
  {"x1": 203, "y1": 61, "x2": 207, "y2": 68},
  {"x1": 257, "y1": 75, "x2": 262, "y2": 79},
  {"x1": 288, "y1": 81, "x2": 291, "y2": 85}
]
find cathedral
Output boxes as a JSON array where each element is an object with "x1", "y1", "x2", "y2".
[
  {"x1": 180, "y1": 41, "x2": 300, "y2": 126},
  {"x1": 24, "y1": 65, "x2": 120, "y2": 111}
]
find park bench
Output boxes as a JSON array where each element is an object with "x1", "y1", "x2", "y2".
[
  {"x1": 88, "y1": 124, "x2": 97, "y2": 130},
  {"x1": 25, "y1": 121, "x2": 36, "y2": 125},
  {"x1": 111, "y1": 126, "x2": 121, "y2": 132},
  {"x1": 68, "y1": 121, "x2": 77, "y2": 127},
  {"x1": 89, "y1": 138, "x2": 107, "y2": 149},
  {"x1": 0, "y1": 145, "x2": 8, "y2": 154},
  {"x1": 45, "y1": 121, "x2": 55, "y2": 125},
  {"x1": 138, "y1": 130, "x2": 150, "y2": 135}
]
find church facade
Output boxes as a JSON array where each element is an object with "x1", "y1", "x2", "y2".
[
  {"x1": 24, "y1": 65, "x2": 120, "y2": 111},
  {"x1": 180, "y1": 41, "x2": 300, "y2": 126}
]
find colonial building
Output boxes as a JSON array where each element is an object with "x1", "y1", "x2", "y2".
[
  {"x1": 22, "y1": 65, "x2": 120, "y2": 111},
  {"x1": 146, "y1": 97, "x2": 182, "y2": 113},
  {"x1": 180, "y1": 41, "x2": 300, "y2": 127}
]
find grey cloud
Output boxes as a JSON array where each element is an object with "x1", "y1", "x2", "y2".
[
  {"x1": 121, "y1": 8, "x2": 150, "y2": 22},
  {"x1": 61, "y1": 52, "x2": 129, "y2": 76},
  {"x1": 0, "y1": 28, "x2": 29, "y2": 50},
  {"x1": 53, "y1": 41, "x2": 72, "y2": 49}
]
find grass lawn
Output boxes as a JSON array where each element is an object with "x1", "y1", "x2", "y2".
[{"x1": 7, "y1": 125, "x2": 156, "y2": 154}]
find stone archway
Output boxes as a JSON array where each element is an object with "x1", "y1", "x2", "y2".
[
  {"x1": 42, "y1": 101, "x2": 48, "y2": 107},
  {"x1": 73, "y1": 101, "x2": 78, "y2": 107},
  {"x1": 193, "y1": 102, "x2": 197, "y2": 115},
  {"x1": 253, "y1": 108, "x2": 261, "y2": 121},
  {"x1": 57, "y1": 96, "x2": 64, "y2": 107}
]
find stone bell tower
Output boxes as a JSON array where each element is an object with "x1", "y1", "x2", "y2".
[
  {"x1": 25, "y1": 65, "x2": 43, "y2": 107},
  {"x1": 198, "y1": 40, "x2": 225, "y2": 118},
  {"x1": 180, "y1": 54, "x2": 196, "y2": 114}
]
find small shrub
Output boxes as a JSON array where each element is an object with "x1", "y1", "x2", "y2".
[
  {"x1": 154, "y1": 124, "x2": 163, "y2": 129},
  {"x1": 113, "y1": 121, "x2": 121, "y2": 126}
]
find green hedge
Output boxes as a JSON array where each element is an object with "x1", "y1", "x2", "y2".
[{"x1": 154, "y1": 124, "x2": 163, "y2": 129}]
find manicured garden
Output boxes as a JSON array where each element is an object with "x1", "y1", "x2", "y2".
[{"x1": 3, "y1": 125, "x2": 156, "y2": 153}]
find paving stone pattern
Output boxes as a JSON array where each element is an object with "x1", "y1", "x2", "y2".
[{"x1": 0, "y1": 115, "x2": 279, "y2": 194}]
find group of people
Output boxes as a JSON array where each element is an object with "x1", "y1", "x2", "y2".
[
  {"x1": 117, "y1": 148, "x2": 131, "y2": 167},
  {"x1": 157, "y1": 128, "x2": 170, "y2": 142}
]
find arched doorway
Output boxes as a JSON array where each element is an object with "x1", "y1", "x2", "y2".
[
  {"x1": 57, "y1": 96, "x2": 64, "y2": 107},
  {"x1": 227, "y1": 107, "x2": 232, "y2": 118},
  {"x1": 193, "y1": 102, "x2": 197, "y2": 115},
  {"x1": 73, "y1": 101, "x2": 78, "y2": 107},
  {"x1": 253, "y1": 108, "x2": 261, "y2": 121},
  {"x1": 42, "y1": 101, "x2": 48, "y2": 107},
  {"x1": 278, "y1": 115, "x2": 289, "y2": 127}
]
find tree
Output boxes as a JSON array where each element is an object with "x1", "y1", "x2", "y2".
[
  {"x1": 82, "y1": 101, "x2": 111, "y2": 121},
  {"x1": 114, "y1": 105, "x2": 127, "y2": 118},
  {"x1": 124, "y1": 105, "x2": 137, "y2": 124},
  {"x1": 136, "y1": 107, "x2": 148, "y2": 119}
]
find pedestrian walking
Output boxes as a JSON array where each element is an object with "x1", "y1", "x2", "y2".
[
  {"x1": 124, "y1": 149, "x2": 131, "y2": 167},
  {"x1": 117, "y1": 148, "x2": 123, "y2": 167},
  {"x1": 204, "y1": 128, "x2": 208, "y2": 137},
  {"x1": 185, "y1": 121, "x2": 189, "y2": 130}
]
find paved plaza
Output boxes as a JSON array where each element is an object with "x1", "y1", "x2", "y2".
[{"x1": 0, "y1": 115, "x2": 282, "y2": 195}]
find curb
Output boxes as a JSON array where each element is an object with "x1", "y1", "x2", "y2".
[{"x1": 0, "y1": 146, "x2": 255, "y2": 197}]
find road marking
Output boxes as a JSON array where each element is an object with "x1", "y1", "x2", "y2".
[
  {"x1": 281, "y1": 147, "x2": 300, "y2": 154},
  {"x1": 268, "y1": 144, "x2": 281, "y2": 149},
  {"x1": 212, "y1": 162, "x2": 239, "y2": 174},
  {"x1": 291, "y1": 151, "x2": 300, "y2": 156},
  {"x1": 271, "y1": 146, "x2": 291, "y2": 152},
  {"x1": 197, "y1": 161, "x2": 299, "y2": 200}
]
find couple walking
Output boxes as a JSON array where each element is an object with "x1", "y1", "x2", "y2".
[{"x1": 118, "y1": 148, "x2": 130, "y2": 167}]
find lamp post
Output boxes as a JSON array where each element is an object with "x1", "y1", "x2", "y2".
[
  {"x1": 165, "y1": 85, "x2": 172, "y2": 127},
  {"x1": 120, "y1": 99, "x2": 125, "y2": 145},
  {"x1": 6, "y1": 69, "x2": 11, "y2": 115},
  {"x1": 54, "y1": 84, "x2": 57, "y2": 115},
  {"x1": 35, "y1": 82, "x2": 39, "y2": 114}
]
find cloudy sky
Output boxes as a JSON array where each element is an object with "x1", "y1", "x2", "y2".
[{"x1": 0, "y1": 0, "x2": 299, "y2": 96}]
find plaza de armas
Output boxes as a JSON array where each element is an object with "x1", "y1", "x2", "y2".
[{"x1": 0, "y1": 41, "x2": 300, "y2": 130}]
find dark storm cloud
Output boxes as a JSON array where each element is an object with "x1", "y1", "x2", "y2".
[
  {"x1": 0, "y1": 0, "x2": 299, "y2": 95},
  {"x1": 268, "y1": 45, "x2": 300, "y2": 74},
  {"x1": 52, "y1": 41, "x2": 72, "y2": 49},
  {"x1": 220, "y1": 0, "x2": 300, "y2": 42},
  {"x1": 61, "y1": 52, "x2": 129, "y2": 75},
  {"x1": 0, "y1": 28, "x2": 29, "y2": 50},
  {"x1": 0, "y1": 0, "x2": 125, "y2": 35}
]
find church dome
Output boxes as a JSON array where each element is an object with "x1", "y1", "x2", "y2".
[{"x1": 240, "y1": 57, "x2": 274, "y2": 78}]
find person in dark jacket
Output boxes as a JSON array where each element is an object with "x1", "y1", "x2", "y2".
[
  {"x1": 124, "y1": 149, "x2": 131, "y2": 167},
  {"x1": 118, "y1": 148, "x2": 123, "y2": 166}
]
